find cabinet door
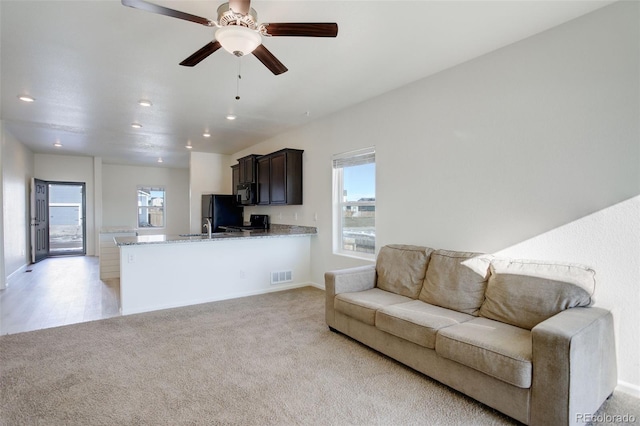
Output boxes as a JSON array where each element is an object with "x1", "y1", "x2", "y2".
[
  {"x1": 285, "y1": 150, "x2": 303, "y2": 205},
  {"x1": 257, "y1": 156, "x2": 271, "y2": 205},
  {"x1": 238, "y1": 156, "x2": 256, "y2": 183},
  {"x1": 231, "y1": 164, "x2": 239, "y2": 194},
  {"x1": 238, "y1": 159, "x2": 246, "y2": 183},
  {"x1": 269, "y1": 152, "x2": 287, "y2": 204},
  {"x1": 243, "y1": 158, "x2": 255, "y2": 183}
]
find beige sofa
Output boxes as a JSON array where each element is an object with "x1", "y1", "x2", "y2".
[{"x1": 325, "y1": 244, "x2": 617, "y2": 426}]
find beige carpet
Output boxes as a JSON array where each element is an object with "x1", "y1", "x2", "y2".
[{"x1": 1, "y1": 287, "x2": 637, "y2": 425}]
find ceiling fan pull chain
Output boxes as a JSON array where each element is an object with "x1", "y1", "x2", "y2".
[{"x1": 235, "y1": 58, "x2": 242, "y2": 100}]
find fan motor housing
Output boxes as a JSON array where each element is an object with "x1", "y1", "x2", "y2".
[{"x1": 217, "y1": 3, "x2": 258, "y2": 29}]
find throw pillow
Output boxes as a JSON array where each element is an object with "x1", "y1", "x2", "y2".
[{"x1": 479, "y1": 258, "x2": 595, "y2": 330}]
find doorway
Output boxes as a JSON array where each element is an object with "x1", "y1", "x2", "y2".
[{"x1": 31, "y1": 180, "x2": 86, "y2": 262}]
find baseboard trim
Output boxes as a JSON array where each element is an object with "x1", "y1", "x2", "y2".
[
  {"x1": 122, "y1": 282, "x2": 321, "y2": 316},
  {"x1": 4, "y1": 262, "x2": 30, "y2": 288},
  {"x1": 617, "y1": 381, "x2": 640, "y2": 398},
  {"x1": 307, "y1": 281, "x2": 324, "y2": 291}
]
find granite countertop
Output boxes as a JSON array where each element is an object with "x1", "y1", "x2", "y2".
[{"x1": 114, "y1": 224, "x2": 317, "y2": 246}]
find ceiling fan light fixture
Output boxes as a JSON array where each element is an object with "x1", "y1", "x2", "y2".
[{"x1": 216, "y1": 25, "x2": 261, "y2": 57}]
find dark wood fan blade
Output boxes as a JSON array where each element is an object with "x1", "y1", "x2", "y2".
[
  {"x1": 121, "y1": 0, "x2": 213, "y2": 26},
  {"x1": 252, "y1": 44, "x2": 288, "y2": 75},
  {"x1": 180, "y1": 41, "x2": 222, "y2": 67},
  {"x1": 228, "y1": 0, "x2": 251, "y2": 15},
  {"x1": 263, "y1": 23, "x2": 338, "y2": 37}
]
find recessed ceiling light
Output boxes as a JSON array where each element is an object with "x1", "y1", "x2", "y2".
[
  {"x1": 53, "y1": 141, "x2": 62, "y2": 148},
  {"x1": 157, "y1": 157, "x2": 163, "y2": 163},
  {"x1": 226, "y1": 114, "x2": 237, "y2": 121},
  {"x1": 131, "y1": 122, "x2": 143, "y2": 129},
  {"x1": 203, "y1": 132, "x2": 211, "y2": 138},
  {"x1": 138, "y1": 99, "x2": 152, "y2": 107},
  {"x1": 185, "y1": 141, "x2": 193, "y2": 149},
  {"x1": 18, "y1": 95, "x2": 35, "y2": 102}
]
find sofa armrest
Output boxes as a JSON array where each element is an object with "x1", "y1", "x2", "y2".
[
  {"x1": 325, "y1": 265, "x2": 376, "y2": 296},
  {"x1": 530, "y1": 307, "x2": 617, "y2": 426},
  {"x1": 324, "y1": 265, "x2": 376, "y2": 328}
]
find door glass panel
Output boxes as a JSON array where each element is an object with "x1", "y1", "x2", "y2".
[{"x1": 48, "y1": 183, "x2": 85, "y2": 255}]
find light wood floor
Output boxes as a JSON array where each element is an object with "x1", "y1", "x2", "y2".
[{"x1": 0, "y1": 256, "x2": 120, "y2": 335}]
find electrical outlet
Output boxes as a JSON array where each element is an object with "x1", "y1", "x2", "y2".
[
  {"x1": 128, "y1": 253, "x2": 135, "y2": 263},
  {"x1": 240, "y1": 270, "x2": 246, "y2": 279}
]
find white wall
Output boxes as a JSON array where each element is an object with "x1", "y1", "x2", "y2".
[
  {"x1": 0, "y1": 121, "x2": 4, "y2": 288},
  {"x1": 2, "y1": 124, "x2": 34, "y2": 279},
  {"x1": 231, "y1": 2, "x2": 639, "y2": 390},
  {"x1": 94, "y1": 157, "x2": 103, "y2": 255},
  {"x1": 102, "y1": 164, "x2": 189, "y2": 236},
  {"x1": 34, "y1": 154, "x2": 96, "y2": 256},
  {"x1": 188, "y1": 152, "x2": 233, "y2": 234},
  {"x1": 237, "y1": 1, "x2": 638, "y2": 279}
]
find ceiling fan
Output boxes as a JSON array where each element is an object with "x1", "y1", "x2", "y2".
[{"x1": 121, "y1": 0, "x2": 338, "y2": 75}]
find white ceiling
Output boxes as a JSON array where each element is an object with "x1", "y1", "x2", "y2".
[{"x1": 1, "y1": 0, "x2": 614, "y2": 168}]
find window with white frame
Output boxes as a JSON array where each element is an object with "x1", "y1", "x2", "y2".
[
  {"x1": 332, "y1": 147, "x2": 376, "y2": 258},
  {"x1": 137, "y1": 186, "x2": 165, "y2": 228}
]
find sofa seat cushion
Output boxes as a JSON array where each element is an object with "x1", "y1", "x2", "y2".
[
  {"x1": 376, "y1": 245, "x2": 434, "y2": 298},
  {"x1": 334, "y1": 288, "x2": 413, "y2": 326},
  {"x1": 375, "y1": 301, "x2": 474, "y2": 349},
  {"x1": 435, "y1": 317, "x2": 532, "y2": 388},
  {"x1": 480, "y1": 258, "x2": 596, "y2": 330},
  {"x1": 419, "y1": 250, "x2": 492, "y2": 316}
]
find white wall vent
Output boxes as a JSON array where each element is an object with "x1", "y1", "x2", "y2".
[{"x1": 271, "y1": 270, "x2": 293, "y2": 284}]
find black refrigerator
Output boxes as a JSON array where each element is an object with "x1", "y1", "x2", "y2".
[{"x1": 201, "y1": 194, "x2": 244, "y2": 233}]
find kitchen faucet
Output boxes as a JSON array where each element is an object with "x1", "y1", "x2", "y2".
[{"x1": 205, "y1": 218, "x2": 212, "y2": 239}]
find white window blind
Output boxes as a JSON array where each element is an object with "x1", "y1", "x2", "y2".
[
  {"x1": 332, "y1": 149, "x2": 375, "y2": 169},
  {"x1": 332, "y1": 147, "x2": 376, "y2": 259}
]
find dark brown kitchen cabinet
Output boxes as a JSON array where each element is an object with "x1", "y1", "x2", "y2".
[
  {"x1": 231, "y1": 164, "x2": 239, "y2": 193},
  {"x1": 237, "y1": 154, "x2": 260, "y2": 183},
  {"x1": 257, "y1": 156, "x2": 271, "y2": 205},
  {"x1": 256, "y1": 148, "x2": 303, "y2": 205}
]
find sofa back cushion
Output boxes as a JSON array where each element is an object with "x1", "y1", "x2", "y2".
[
  {"x1": 376, "y1": 245, "x2": 434, "y2": 298},
  {"x1": 479, "y1": 258, "x2": 595, "y2": 330},
  {"x1": 418, "y1": 250, "x2": 492, "y2": 316}
]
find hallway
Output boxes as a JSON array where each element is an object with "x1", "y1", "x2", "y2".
[{"x1": 0, "y1": 256, "x2": 120, "y2": 335}]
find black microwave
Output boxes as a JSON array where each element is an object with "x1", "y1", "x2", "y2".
[{"x1": 236, "y1": 183, "x2": 256, "y2": 205}]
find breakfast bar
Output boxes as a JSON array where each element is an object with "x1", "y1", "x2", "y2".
[{"x1": 115, "y1": 224, "x2": 317, "y2": 315}]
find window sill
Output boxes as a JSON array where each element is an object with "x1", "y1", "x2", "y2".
[{"x1": 333, "y1": 250, "x2": 376, "y2": 262}]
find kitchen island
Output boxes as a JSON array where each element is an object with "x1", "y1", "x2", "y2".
[{"x1": 115, "y1": 224, "x2": 317, "y2": 315}]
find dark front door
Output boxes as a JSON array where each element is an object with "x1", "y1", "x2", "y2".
[{"x1": 32, "y1": 178, "x2": 49, "y2": 263}]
